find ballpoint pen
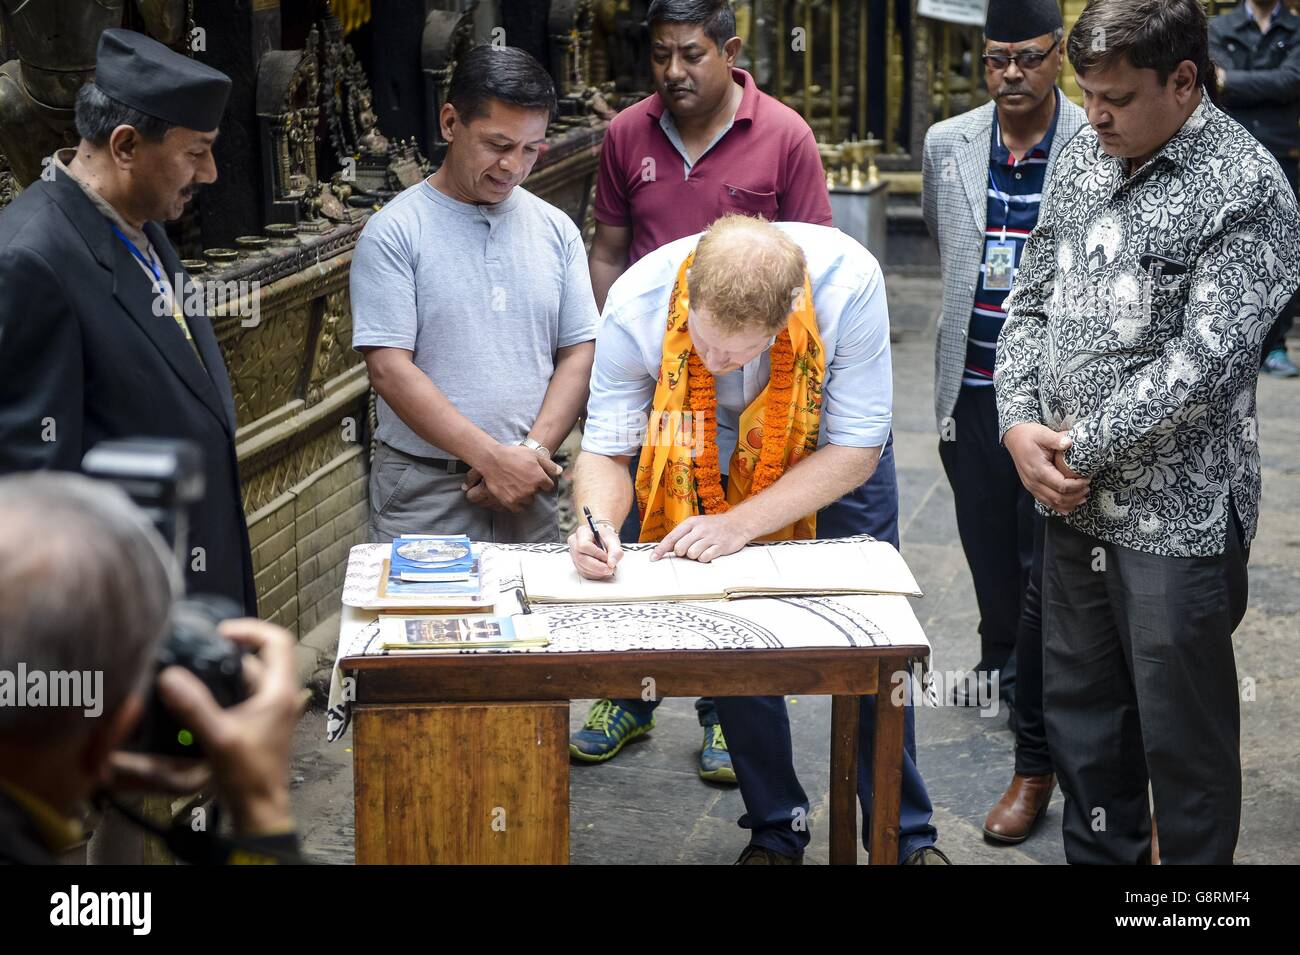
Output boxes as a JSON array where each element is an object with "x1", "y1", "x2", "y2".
[{"x1": 582, "y1": 504, "x2": 607, "y2": 555}]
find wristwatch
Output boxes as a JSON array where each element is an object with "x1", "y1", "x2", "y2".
[{"x1": 519, "y1": 437, "x2": 551, "y2": 459}]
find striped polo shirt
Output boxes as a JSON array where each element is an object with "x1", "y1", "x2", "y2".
[{"x1": 963, "y1": 91, "x2": 1059, "y2": 388}]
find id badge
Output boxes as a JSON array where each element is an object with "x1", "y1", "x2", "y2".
[{"x1": 983, "y1": 239, "x2": 1016, "y2": 291}]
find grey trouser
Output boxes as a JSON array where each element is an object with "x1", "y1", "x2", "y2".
[
  {"x1": 1042, "y1": 515, "x2": 1249, "y2": 865},
  {"x1": 368, "y1": 442, "x2": 561, "y2": 545}
]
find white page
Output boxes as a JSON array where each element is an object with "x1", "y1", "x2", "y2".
[
  {"x1": 522, "y1": 548, "x2": 747, "y2": 602},
  {"x1": 520, "y1": 540, "x2": 921, "y2": 602},
  {"x1": 759, "y1": 540, "x2": 922, "y2": 596}
]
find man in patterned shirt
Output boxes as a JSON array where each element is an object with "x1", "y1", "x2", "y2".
[
  {"x1": 921, "y1": 0, "x2": 1087, "y2": 848},
  {"x1": 996, "y1": 0, "x2": 1300, "y2": 864}
]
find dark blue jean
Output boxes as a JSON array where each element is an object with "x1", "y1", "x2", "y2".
[{"x1": 614, "y1": 437, "x2": 938, "y2": 858}]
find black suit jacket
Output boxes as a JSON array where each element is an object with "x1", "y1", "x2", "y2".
[
  {"x1": 1210, "y1": 5, "x2": 1300, "y2": 160},
  {"x1": 0, "y1": 169, "x2": 256, "y2": 614}
]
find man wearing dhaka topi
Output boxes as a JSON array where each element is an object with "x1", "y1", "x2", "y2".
[{"x1": 568, "y1": 214, "x2": 947, "y2": 865}]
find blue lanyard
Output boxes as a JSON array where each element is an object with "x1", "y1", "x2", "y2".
[
  {"x1": 987, "y1": 167, "x2": 1010, "y2": 241},
  {"x1": 109, "y1": 224, "x2": 163, "y2": 282},
  {"x1": 108, "y1": 223, "x2": 196, "y2": 349}
]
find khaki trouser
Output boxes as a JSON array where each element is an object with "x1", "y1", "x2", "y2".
[{"x1": 368, "y1": 442, "x2": 561, "y2": 545}]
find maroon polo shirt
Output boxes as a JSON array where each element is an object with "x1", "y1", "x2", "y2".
[{"x1": 594, "y1": 68, "x2": 833, "y2": 264}]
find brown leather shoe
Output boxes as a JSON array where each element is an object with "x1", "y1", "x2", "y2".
[{"x1": 983, "y1": 773, "x2": 1055, "y2": 844}]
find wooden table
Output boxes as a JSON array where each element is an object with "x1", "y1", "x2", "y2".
[{"x1": 344, "y1": 644, "x2": 923, "y2": 865}]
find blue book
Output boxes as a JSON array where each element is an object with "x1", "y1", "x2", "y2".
[
  {"x1": 384, "y1": 560, "x2": 481, "y2": 596},
  {"x1": 390, "y1": 534, "x2": 475, "y2": 582},
  {"x1": 377, "y1": 557, "x2": 488, "y2": 610}
]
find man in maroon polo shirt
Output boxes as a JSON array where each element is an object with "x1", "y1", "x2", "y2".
[
  {"x1": 587, "y1": 0, "x2": 832, "y2": 310},
  {"x1": 574, "y1": 0, "x2": 833, "y2": 787}
]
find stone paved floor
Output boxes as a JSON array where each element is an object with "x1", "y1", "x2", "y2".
[{"x1": 290, "y1": 272, "x2": 1300, "y2": 865}]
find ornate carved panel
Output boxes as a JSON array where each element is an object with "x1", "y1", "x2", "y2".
[
  {"x1": 240, "y1": 392, "x2": 367, "y2": 515},
  {"x1": 306, "y1": 288, "x2": 355, "y2": 405},
  {"x1": 221, "y1": 299, "x2": 313, "y2": 425}
]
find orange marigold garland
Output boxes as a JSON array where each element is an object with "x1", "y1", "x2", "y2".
[
  {"x1": 751, "y1": 330, "x2": 795, "y2": 494},
  {"x1": 686, "y1": 329, "x2": 796, "y2": 513},
  {"x1": 687, "y1": 351, "x2": 729, "y2": 514}
]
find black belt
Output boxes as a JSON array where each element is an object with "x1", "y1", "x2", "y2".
[{"x1": 383, "y1": 443, "x2": 472, "y2": 474}]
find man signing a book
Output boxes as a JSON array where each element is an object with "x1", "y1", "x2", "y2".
[{"x1": 566, "y1": 214, "x2": 947, "y2": 865}]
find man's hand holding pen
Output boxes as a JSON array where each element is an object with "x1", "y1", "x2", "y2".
[{"x1": 568, "y1": 509, "x2": 624, "y2": 579}]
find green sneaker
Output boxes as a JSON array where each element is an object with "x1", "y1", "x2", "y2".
[
  {"x1": 569, "y1": 699, "x2": 655, "y2": 763},
  {"x1": 698, "y1": 723, "x2": 737, "y2": 783},
  {"x1": 735, "y1": 844, "x2": 803, "y2": 865}
]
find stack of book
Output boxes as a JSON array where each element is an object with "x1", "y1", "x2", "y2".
[
  {"x1": 377, "y1": 534, "x2": 491, "y2": 613},
  {"x1": 374, "y1": 535, "x2": 550, "y2": 651}
]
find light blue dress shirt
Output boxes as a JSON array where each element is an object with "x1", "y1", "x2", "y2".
[{"x1": 582, "y1": 222, "x2": 893, "y2": 472}]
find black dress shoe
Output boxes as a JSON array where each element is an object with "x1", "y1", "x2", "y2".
[{"x1": 734, "y1": 844, "x2": 804, "y2": 865}]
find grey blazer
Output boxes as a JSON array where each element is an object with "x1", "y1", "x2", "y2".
[{"x1": 921, "y1": 91, "x2": 1087, "y2": 431}]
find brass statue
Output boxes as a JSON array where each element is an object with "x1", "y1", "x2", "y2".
[
  {"x1": 322, "y1": 14, "x2": 388, "y2": 165},
  {"x1": 549, "y1": 0, "x2": 596, "y2": 112},
  {"x1": 255, "y1": 24, "x2": 322, "y2": 226},
  {"x1": 0, "y1": 0, "x2": 125, "y2": 187},
  {"x1": 420, "y1": 6, "x2": 476, "y2": 160},
  {"x1": 0, "y1": 0, "x2": 188, "y2": 192}
]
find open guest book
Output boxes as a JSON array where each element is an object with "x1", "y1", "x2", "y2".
[{"x1": 519, "y1": 538, "x2": 922, "y2": 605}]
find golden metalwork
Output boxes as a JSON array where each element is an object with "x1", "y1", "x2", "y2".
[
  {"x1": 802, "y1": 0, "x2": 813, "y2": 122},
  {"x1": 863, "y1": 135, "x2": 882, "y2": 185},
  {"x1": 736, "y1": 0, "x2": 754, "y2": 54},
  {"x1": 747, "y1": 0, "x2": 759, "y2": 74},
  {"x1": 256, "y1": 26, "x2": 321, "y2": 226},
  {"x1": 239, "y1": 411, "x2": 366, "y2": 516},
  {"x1": 550, "y1": 1, "x2": 596, "y2": 100},
  {"x1": 306, "y1": 289, "x2": 354, "y2": 406},
  {"x1": 327, "y1": 0, "x2": 371, "y2": 36},
  {"x1": 941, "y1": 22, "x2": 953, "y2": 121},
  {"x1": 775, "y1": 0, "x2": 786, "y2": 103},
  {"x1": 818, "y1": 140, "x2": 842, "y2": 191},
  {"x1": 856, "y1": 0, "x2": 868, "y2": 139},
  {"x1": 818, "y1": 135, "x2": 881, "y2": 191},
  {"x1": 830, "y1": 0, "x2": 840, "y2": 143},
  {"x1": 886, "y1": 0, "x2": 902, "y2": 152}
]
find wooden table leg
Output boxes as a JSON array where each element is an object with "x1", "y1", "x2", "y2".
[
  {"x1": 829, "y1": 693, "x2": 861, "y2": 865},
  {"x1": 869, "y1": 657, "x2": 906, "y2": 865},
  {"x1": 353, "y1": 700, "x2": 569, "y2": 864}
]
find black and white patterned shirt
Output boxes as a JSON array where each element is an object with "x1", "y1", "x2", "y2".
[{"x1": 996, "y1": 94, "x2": 1300, "y2": 556}]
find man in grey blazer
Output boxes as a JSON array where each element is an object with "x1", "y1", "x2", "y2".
[{"x1": 921, "y1": 0, "x2": 1086, "y2": 845}]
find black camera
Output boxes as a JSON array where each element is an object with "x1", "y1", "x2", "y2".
[
  {"x1": 82, "y1": 438, "x2": 248, "y2": 758},
  {"x1": 134, "y1": 596, "x2": 248, "y2": 758}
]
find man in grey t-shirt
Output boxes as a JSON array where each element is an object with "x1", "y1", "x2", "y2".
[{"x1": 351, "y1": 46, "x2": 597, "y2": 544}]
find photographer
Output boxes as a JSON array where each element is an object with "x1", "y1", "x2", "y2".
[{"x1": 0, "y1": 473, "x2": 306, "y2": 865}]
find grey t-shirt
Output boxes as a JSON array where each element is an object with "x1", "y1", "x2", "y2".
[{"x1": 350, "y1": 179, "x2": 598, "y2": 459}]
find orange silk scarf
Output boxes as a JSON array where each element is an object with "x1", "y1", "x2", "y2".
[{"x1": 634, "y1": 249, "x2": 826, "y2": 542}]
